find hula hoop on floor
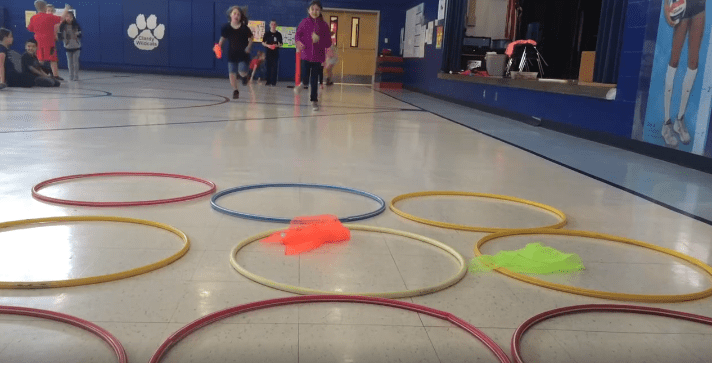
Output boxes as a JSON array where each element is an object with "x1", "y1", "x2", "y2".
[
  {"x1": 210, "y1": 183, "x2": 386, "y2": 223},
  {"x1": 511, "y1": 304, "x2": 712, "y2": 363},
  {"x1": 0, "y1": 305, "x2": 128, "y2": 362},
  {"x1": 230, "y1": 224, "x2": 466, "y2": 298},
  {"x1": 32, "y1": 172, "x2": 216, "y2": 207},
  {"x1": 149, "y1": 295, "x2": 510, "y2": 363},
  {"x1": 475, "y1": 228, "x2": 712, "y2": 303},
  {"x1": 0, "y1": 216, "x2": 189, "y2": 289},
  {"x1": 389, "y1": 191, "x2": 567, "y2": 232}
]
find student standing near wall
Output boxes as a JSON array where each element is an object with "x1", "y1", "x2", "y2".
[
  {"x1": 262, "y1": 20, "x2": 282, "y2": 86},
  {"x1": 58, "y1": 10, "x2": 82, "y2": 81},
  {"x1": 294, "y1": 1, "x2": 332, "y2": 111}
]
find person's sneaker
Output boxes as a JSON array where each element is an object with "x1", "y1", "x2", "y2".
[
  {"x1": 232, "y1": 90, "x2": 239, "y2": 99},
  {"x1": 661, "y1": 119, "x2": 679, "y2": 148},
  {"x1": 53, "y1": 75, "x2": 64, "y2": 81},
  {"x1": 293, "y1": 85, "x2": 302, "y2": 95},
  {"x1": 312, "y1": 101, "x2": 319, "y2": 111},
  {"x1": 673, "y1": 115, "x2": 692, "y2": 145},
  {"x1": 241, "y1": 75, "x2": 248, "y2": 86}
]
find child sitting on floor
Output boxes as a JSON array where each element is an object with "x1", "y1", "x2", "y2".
[{"x1": 22, "y1": 38, "x2": 60, "y2": 87}]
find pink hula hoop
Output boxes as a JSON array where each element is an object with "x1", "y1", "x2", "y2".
[
  {"x1": 150, "y1": 295, "x2": 511, "y2": 363},
  {"x1": 32, "y1": 172, "x2": 216, "y2": 207},
  {"x1": 0, "y1": 305, "x2": 128, "y2": 362},
  {"x1": 511, "y1": 304, "x2": 712, "y2": 362}
]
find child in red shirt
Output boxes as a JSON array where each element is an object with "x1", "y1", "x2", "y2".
[
  {"x1": 27, "y1": 1, "x2": 68, "y2": 80},
  {"x1": 249, "y1": 51, "x2": 266, "y2": 83}
]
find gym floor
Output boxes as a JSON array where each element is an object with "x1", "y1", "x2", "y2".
[{"x1": 0, "y1": 72, "x2": 712, "y2": 362}]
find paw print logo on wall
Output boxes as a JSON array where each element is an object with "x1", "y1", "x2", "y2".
[{"x1": 127, "y1": 14, "x2": 165, "y2": 51}]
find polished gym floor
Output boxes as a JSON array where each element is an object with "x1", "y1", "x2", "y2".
[{"x1": 0, "y1": 72, "x2": 712, "y2": 362}]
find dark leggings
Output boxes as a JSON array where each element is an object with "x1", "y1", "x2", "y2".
[
  {"x1": 301, "y1": 60, "x2": 323, "y2": 102},
  {"x1": 266, "y1": 55, "x2": 278, "y2": 85}
]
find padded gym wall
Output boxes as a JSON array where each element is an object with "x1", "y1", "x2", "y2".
[{"x1": 0, "y1": 0, "x2": 404, "y2": 78}]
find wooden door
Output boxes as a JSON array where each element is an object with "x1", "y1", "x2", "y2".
[{"x1": 323, "y1": 9, "x2": 379, "y2": 84}]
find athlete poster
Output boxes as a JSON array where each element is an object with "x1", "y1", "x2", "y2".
[{"x1": 633, "y1": 0, "x2": 711, "y2": 156}]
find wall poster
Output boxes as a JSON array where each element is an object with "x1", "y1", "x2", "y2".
[{"x1": 633, "y1": 0, "x2": 711, "y2": 156}]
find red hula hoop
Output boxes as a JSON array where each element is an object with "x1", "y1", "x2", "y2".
[
  {"x1": 0, "y1": 305, "x2": 128, "y2": 362},
  {"x1": 511, "y1": 304, "x2": 712, "y2": 362},
  {"x1": 32, "y1": 172, "x2": 216, "y2": 207},
  {"x1": 149, "y1": 295, "x2": 511, "y2": 363}
]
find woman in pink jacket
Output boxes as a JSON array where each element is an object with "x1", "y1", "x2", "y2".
[{"x1": 294, "y1": 1, "x2": 332, "y2": 111}]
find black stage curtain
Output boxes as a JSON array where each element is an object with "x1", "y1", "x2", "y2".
[
  {"x1": 442, "y1": 0, "x2": 467, "y2": 72},
  {"x1": 594, "y1": 0, "x2": 627, "y2": 83}
]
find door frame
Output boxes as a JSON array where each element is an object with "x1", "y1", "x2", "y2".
[{"x1": 324, "y1": 7, "x2": 380, "y2": 85}]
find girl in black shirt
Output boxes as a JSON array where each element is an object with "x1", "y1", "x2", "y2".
[{"x1": 216, "y1": 6, "x2": 253, "y2": 99}]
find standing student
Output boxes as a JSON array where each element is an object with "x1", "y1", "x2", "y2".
[
  {"x1": 262, "y1": 20, "x2": 282, "y2": 86},
  {"x1": 294, "y1": 1, "x2": 331, "y2": 111},
  {"x1": 216, "y1": 5, "x2": 253, "y2": 99},
  {"x1": 58, "y1": 10, "x2": 82, "y2": 81},
  {"x1": 27, "y1": 1, "x2": 68, "y2": 80}
]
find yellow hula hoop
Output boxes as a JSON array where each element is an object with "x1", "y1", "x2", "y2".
[
  {"x1": 474, "y1": 228, "x2": 712, "y2": 303},
  {"x1": 230, "y1": 224, "x2": 467, "y2": 298},
  {"x1": 0, "y1": 216, "x2": 189, "y2": 289},
  {"x1": 389, "y1": 191, "x2": 567, "y2": 232}
]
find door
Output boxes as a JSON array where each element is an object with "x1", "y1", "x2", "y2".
[{"x1": 323, "y1": 9, "x2": 379, "y2": 84}]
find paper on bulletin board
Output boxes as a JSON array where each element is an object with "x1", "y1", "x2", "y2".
[
  {"x1": 426, "y1": 21, "x2": 433, "y2": 44},
  {"x1": 438, "y1": 0, "x2": 446, "y2": 20},
  {"x1": 436, "y1": 25, "x2": 443, "y2": 49},
  {"x1": 25, "y1": 11, "x2": 36, "y2": 27},
  {"x1": 248, "y1": 20, "x2": 265, "y2": 42},
  {"x1": 404, "y1": 2, "x2": 424, "y2": 58},
  {"x1": 277, "y1": 26, "x2": 296, "y2": 48}
]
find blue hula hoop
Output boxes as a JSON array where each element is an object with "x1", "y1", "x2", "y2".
[{"x1": 210, "y1": 183, "x2": 386, "y2": 223}]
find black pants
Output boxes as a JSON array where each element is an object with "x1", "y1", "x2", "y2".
[
  {"x1": 266, "y1": 54, "x2": 279, "y2": 85},
  {"x1": 301, "y1": 60, "x2": 323, "y2": 102}
]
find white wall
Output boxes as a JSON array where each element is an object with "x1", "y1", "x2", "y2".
[{"x1": 466, "y1": 0, "x2": 508, "y2": 39}]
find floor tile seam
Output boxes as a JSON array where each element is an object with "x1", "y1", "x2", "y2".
[
  {"x1": 420, "y1": 323, "x2": 443, "y2": 362},
  {"x1": 381, "y1": 244, "x2": 410, "y2": 292},
  {"x1": 0, "y1": 342, "x2": 12, "y2": 355},
  {"x1": 541, "y1": 327, "x2": 580, "y2": 362},
  {"x1": 372, "y1": 89, "x2": 711, "y2": 225},
  {"x1": 163, "y1": 321, "x2": 430, "y2": 328}
]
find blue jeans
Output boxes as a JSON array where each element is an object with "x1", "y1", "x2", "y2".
[{"x1": 228, "y1": 61, "x2": 249, "y2": 75}]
